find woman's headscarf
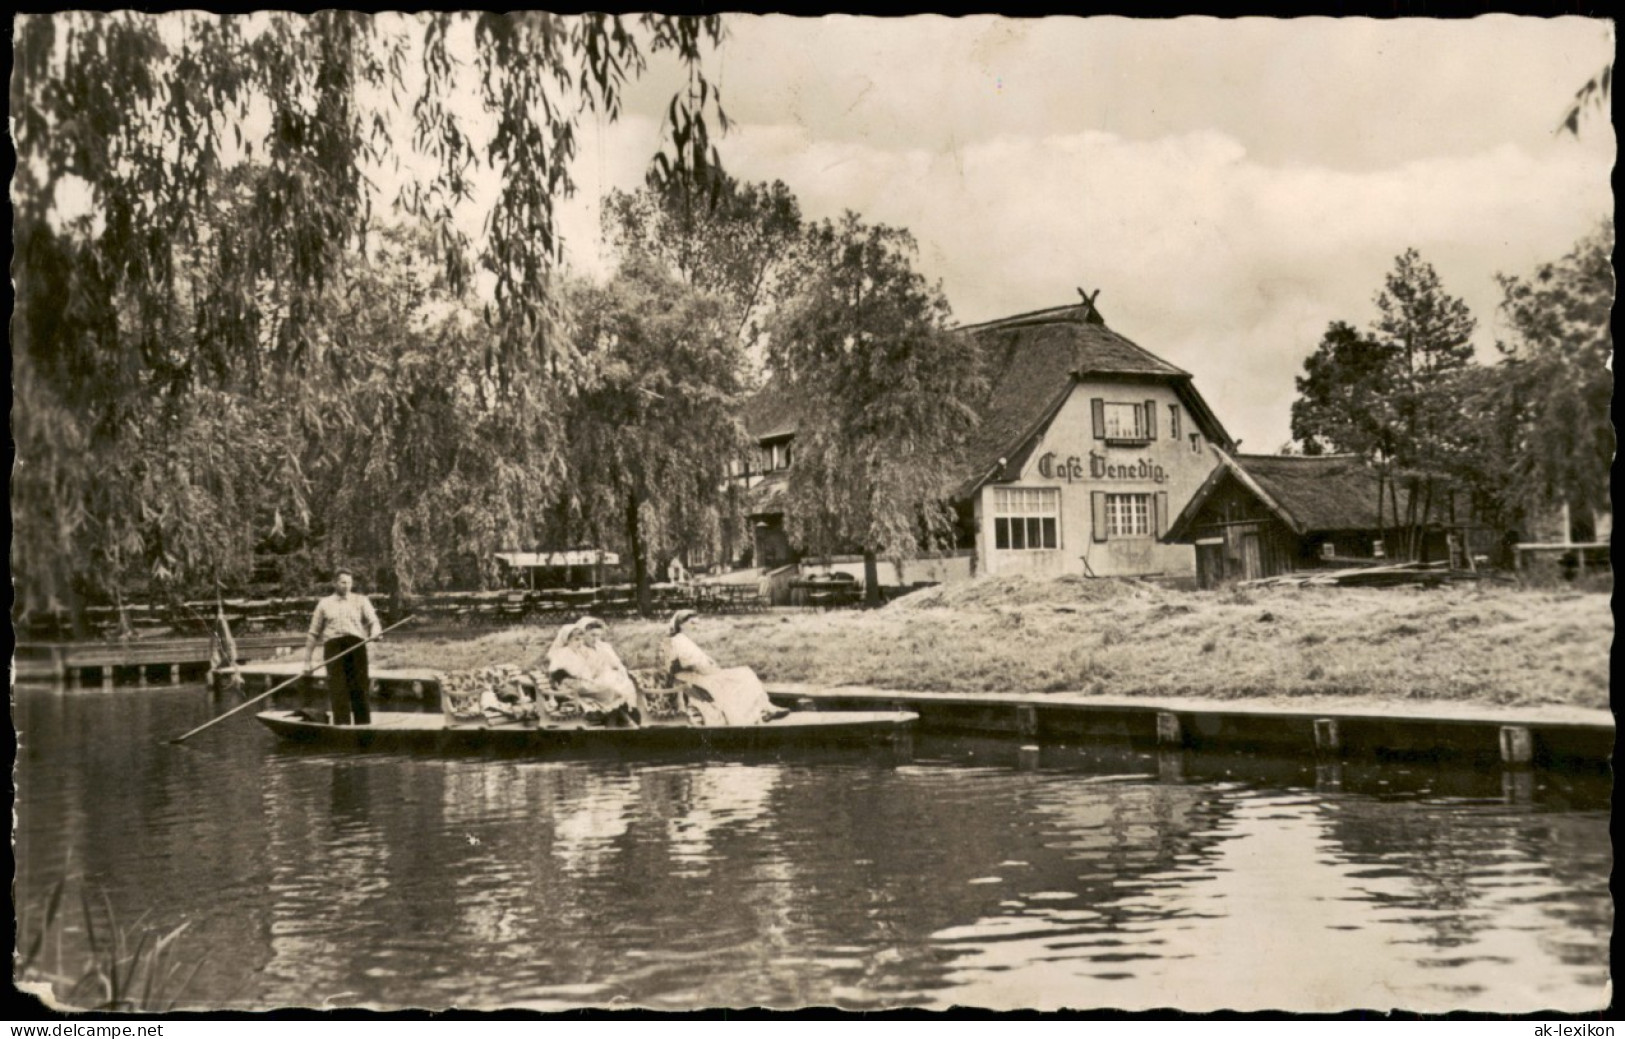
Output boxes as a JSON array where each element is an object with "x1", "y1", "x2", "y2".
[
  {"x1": 549, "y1": 620, "x2": 579, "y2": 653},
  {"x1": 668, "y1": 610, "x2": 697, "y2": 636},
  {"x1": 547, "y1": 621, "x2": 583, "y2": 672}
]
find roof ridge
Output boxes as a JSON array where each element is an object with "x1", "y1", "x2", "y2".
[
  {"x1": 954, "y1": 303, "x2": 1093, "y2": 333},
  {"x1": 960, "y1": 304, "x2": 1193, "y2": 380},
  {"x1": 1238, "y1": 452, "x2": 1364, "y2": 462}
]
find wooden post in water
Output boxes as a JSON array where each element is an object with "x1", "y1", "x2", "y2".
[
  {"x1": 1016, "y1": 705, "x2": 1039, "y2": 737},
  {"x1": 1017, "y1": 744, "x2": 1041, "y2": 770},
  {"x1": 1499, "y1": 726, "x2": 1534, "y2": 767},
  {"x1": 1313, "y1": 718, "x2": 1340, "y2": 757},
  {"x1": 1156, "y1": 711, "x2": 1183, "y2": 747}
]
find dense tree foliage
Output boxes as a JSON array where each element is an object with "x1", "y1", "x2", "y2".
[
  {"x1": 307, "y1": 224, "x2": 566, "y2": 597},
  {"x1": 1289, "y1": 249, "x2": 1478, "y2": 558},
  {"x1": 1485, "y1": 223, "x2": 1614, "y2": 522},
  {"x1": 1289, "y1": 321, "x2": 1400, "y2": 458},
  {"x1": 768, "y1": 214, "x2": 987, "y2": 604},
  {"x1": 1290, "y1": 228, "x2": 1611, "y2": 557},
  {"x1": 1370, "y1": 248, "x2": 1478, "y2": 470},
  {"x1": 561, "y1": 260, "x2": 749, "y2": 615},
  {"x1": 12, "y1": 12, "x2": 726, "y2": 619},
  {"x1": 1292, "y1": 251, "x2": 1476, "y2": 468},
  {"x1": 603, "y1": 173, "x2": 805, "y2": 357}
]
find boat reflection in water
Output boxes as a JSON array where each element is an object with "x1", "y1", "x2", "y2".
[{"x1": 11, "y1": 685, "x2": 1611, "y2": 1012}]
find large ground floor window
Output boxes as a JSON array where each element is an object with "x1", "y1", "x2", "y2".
[
  {"x1": 1106, "y1": 493, "x2": 1151, "y2": 537},
  {"x1": 1091, "y1": 490, "x2": 1169, "y2": 542},
  {"x1": 993, "y1": 487, "x2": 1059, "y2": 550}
]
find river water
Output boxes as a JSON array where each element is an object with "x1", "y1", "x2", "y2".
[{"x1": 11, "y1": 683, "x2": 1612, "y2": 1013}]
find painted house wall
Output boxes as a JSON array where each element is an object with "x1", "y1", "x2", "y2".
[{"x1": 976, "y1": 379, "x2": 1219, "y2": 578}]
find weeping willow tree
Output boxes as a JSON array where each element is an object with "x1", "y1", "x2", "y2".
[
  {"x1": 1487, "y1": 223, "x2": 1614, "y2": 531},
  {"x1": 302, "y1": 222, "x2": 568, "y2": 598},
  {"x1": 11, "y1": 12, "x2": 727, "y2": 622},
  {"x1": 560, "y1": 257, "x2": 750, "y2": 616},
  {"x1": 768, "y1": 213, "x2": 988, "y2": 606}
]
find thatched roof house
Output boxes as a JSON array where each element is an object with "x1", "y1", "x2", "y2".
[
  {"x1": 950, "y1": 303, "x2": 1232, "y2": 496},
  {"x1": 742, "y1": 302, "x2": 1233, "y2": 496},
  {"x1": 738, "y1": 299, "x2": 1235, "y2": 580}
]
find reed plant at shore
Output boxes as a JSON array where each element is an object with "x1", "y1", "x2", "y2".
[{"x1": 16, "y1": 872, "x2": 204, "y2": 1012}]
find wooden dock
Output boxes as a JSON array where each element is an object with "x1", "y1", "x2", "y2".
[
  {"x1": 14, "y1": 633, "x2": 310, "y2": 685},
  {"x1": 765, "y1": 684, "x2": 1614, "y2": 771},
  {"x1": 235, "y1": 660, "x2": 444, "y2": 703}
]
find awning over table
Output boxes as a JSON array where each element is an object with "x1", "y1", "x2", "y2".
[{"x1": 495, "y1": 550, "x2": 621, "y2": 568}]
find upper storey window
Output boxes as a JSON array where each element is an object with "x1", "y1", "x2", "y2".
[
  {"x1": 760, "y1": 438, "x2": 792, "y2": 472},
  {"x1": 1103, "y1": 402, "x2": 1146, "y2": 441},
  {"x1": 1091, "y1": 399, "x2": 1158, "y2": 445}
]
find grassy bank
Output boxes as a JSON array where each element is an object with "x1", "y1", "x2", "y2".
[{"x1": 372, "y1": 575, "x2": 1611, "y2": 710}]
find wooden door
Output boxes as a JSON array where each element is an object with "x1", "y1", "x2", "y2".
[
  {"x1": 1240, "y1": 533, "x2": 1263, "y2": 581},
  {"x1": 1195, "y1": 543, "x2": 1223, "y2": 589}
]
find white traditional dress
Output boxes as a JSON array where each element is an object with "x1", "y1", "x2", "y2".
[
  {"x1": 547, "y1": 622, "x2": 637, "y2": 714},
  {"x1": 666, "y1": 631, "x2": 779, "y2": 726}
]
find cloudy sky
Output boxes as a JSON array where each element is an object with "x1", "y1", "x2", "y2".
[{"x1": 552, "y1": 15, "x2": 1613, "y2": 453}]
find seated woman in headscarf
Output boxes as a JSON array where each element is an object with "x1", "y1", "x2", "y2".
[
  {"x1": 664, "y1": 610, "x2": 789, "y2": 726},
  {"x1": 547, "y1": 617, "x2": 641, "y2": 728}
]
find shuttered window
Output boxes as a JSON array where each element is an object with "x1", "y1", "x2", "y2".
[
  {"x1": 1106, "y1": 493, "x2": 1151, "y2": 537},
  {"x1": 1169, "y1": 404, "x2": 1182, "y2": 440},
  {"x1": 1095, "y1": 399, "x2": 1159, "y2": 443},
  {"x1": 992, "y1": 487, "x2": 1059, "y2": 551},
  {"x1": 1093, "y1": 492, "x2": 1168, "y2": 540}
]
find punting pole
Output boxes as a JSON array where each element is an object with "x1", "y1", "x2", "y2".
[{"x1": 168, "y1": 616, "x2": 416, "y2": 744}]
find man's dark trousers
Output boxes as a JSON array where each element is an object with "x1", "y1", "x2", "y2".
[{"x1": 325, "y1": 636, "x2": 371, "y2": 725}]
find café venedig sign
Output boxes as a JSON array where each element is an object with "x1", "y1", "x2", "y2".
[{"x1": 1036, "y1": 450, "x2": 1167, "y2": 485}]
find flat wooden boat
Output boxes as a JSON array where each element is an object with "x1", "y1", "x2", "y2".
[{"x1": 255, "y1": 708, "x2": 918, "y2": 757}]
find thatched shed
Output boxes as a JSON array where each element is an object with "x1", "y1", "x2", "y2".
[{"x1": 1165, "y1": 451, "x2": 1473, "y2": 586}]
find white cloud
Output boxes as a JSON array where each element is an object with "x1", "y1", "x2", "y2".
[
  {"x1": 644, "y1": 118, "x2": 1607, "y2": 452},
  {"x1": 552, "y1": 16, "x2": 1613, "y2": 453}
]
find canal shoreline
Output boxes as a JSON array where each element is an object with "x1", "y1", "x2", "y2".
[
  {"x1": 762, "y1": 682, "x2": 1614, "y2": 770},
  {"x1": 218, "y1": 659, "x2": 1613, "y2": 770},
  {"x1": 23, "y1": 577, "x2": 1612, "y2": 768}
]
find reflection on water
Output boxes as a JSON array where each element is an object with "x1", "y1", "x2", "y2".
[{"x1": 11, "y1": 684, "x2": 1612, "y2": 1012}]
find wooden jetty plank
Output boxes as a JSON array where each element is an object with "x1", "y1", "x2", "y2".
[
  {"x1": 16, "y1": 633, "x2": 310, "y2": 680},
  {"x1": 236, "y1": 660, "x2": 443, "y2": 700},
  {"x1": 767, "y1": 684, "x2": 1613, "y2": 769}
]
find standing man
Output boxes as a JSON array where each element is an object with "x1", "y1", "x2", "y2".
[{"x1": 305, "y1": 567, "x2": 382, "y2": 725}]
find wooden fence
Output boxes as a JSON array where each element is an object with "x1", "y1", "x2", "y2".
[{"x1": 15, "y1": 582, "x2": 767, "y2": 642}]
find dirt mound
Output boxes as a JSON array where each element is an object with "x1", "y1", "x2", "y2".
[{"x1": 887, "y1": 572, "x2": 1163, "y2": 612}]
